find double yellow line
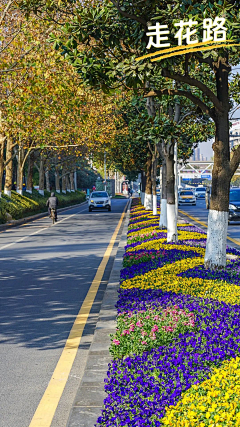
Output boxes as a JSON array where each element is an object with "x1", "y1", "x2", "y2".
[{"x1": 29, "y1": 201, "x2": 129, "y2": 427}]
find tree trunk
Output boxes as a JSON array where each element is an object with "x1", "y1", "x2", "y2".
[
  {"x1": 160, "y1": 160, "x2": 167, "y2": 228},
  {"x1": 0, "y1": 134, "x2": 4, "y2": 198},
  {"x1": 45, "y1": 168, "x2": 50, "y2": 192},
  {"x1": 70, "y1": 171, "x2": 75, "y2": 192},
  {"x1": 4, "y1": 137, "x2": 13, "y2": 197},
  {"x1": 166, "y1": 143, "x2": 178, "y2": 242},
  {"x1": 16, "y1": 144, "x2": 24, "y2": 195},
  {"x1": 204, "y1": 59, "x2": 231, "y2": 269},
  {"x1": 151, "y1": 154, "x2": 158, "y2": 216},
  {"x1": 55, "y1": 169, "x2": 60, "y2": 193},
  {"x1": 145, "y1": 154, "x2": 152, "y2": 210},
  {"x1": 26, "y1": 150, "x2": 34, "y2": 194},
  {"x1": 38, "y1": 154, "x2": 45, "y2": 196},
  {"x1": 62, "y1": 166, "x2": 66, "y2": 193},
  {"x1": 66, "y1": 173, "x2": 71, "y2": 192},
  {"x1": 140, "y1": 170, "x2": 146, "y2": 206}
]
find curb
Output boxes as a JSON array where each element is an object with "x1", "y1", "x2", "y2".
[
  {"x1": 0, "y1": 200, "x2": 87, "y2": 231},
  {"x1": 66, "y1": 199, "x2": 132, "y2": 427}
]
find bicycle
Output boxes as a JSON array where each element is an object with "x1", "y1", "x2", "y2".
[{"x1": 50, "y1": 208, "x2": 56, "y2": 224}]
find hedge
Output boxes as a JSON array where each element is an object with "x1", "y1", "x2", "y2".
[{"x1": 0, "y1": 190, "x2": 86, "y2": 224}]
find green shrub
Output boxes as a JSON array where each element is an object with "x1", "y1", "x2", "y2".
[{"x1": 0, "y1": 190, "x2": 85, "y2": 223}]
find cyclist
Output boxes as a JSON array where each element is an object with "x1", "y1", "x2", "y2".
[{"x1": 46, "y1": 192, "x2": 58, "y2": 221}]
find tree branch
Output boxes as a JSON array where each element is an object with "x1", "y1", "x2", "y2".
[
  {"x1": 145, "y1": 89, "x2": 216, "y2": 121},
  {"x1": 110, "y1": 0, "x2": 147, "y2": 29},
  {"x1": 162, "y1": 69, "x2": 223, "y2": 112},
  {"x1": 230, "y1": 145, "x2": 240, "y2": 177}
]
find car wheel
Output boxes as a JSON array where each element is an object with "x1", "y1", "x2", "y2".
[
  {"x1": 193, "y1": 203, "x2": 196, "y2": 206},
  {"x1": 108, "y1": 207, "x2": 111, "y2": 212},
  {"x1": 89, "y1": 207, "x2": 92, "y2": 212}
]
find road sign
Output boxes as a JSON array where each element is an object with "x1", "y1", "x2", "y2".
[{"x1": 201, "y1": 174, "x2": 211, "y2": 179}]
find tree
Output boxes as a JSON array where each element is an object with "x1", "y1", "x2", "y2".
[{"x1": 36, "y1": 0, "x2": 240, "y2": 268}]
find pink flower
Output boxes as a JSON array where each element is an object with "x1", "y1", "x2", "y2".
[
  {"x1": 145, "y1": 315, "x2": 150, "y2": 319},
  {"x1": 129, "y1": 324, "x2": 135, "y2": 332},
  {"x1": 151, "y1": 256, "x2": 155, "y2": 259},
  {"x1": 151, "y1": 324, "x2": 159, "y2": 333},
  {"x1": 113, "y1": 339, "x2": 120, "y2": 345},
  {"x1": 122, "y1": 330, "x2": 130, "y2": 336},
  {"x1": 136, "y1": 320, "x2": 143, "y2": 327},
  {"x1": 141, "y1": 341, "x2": 147, "y2": 345}
]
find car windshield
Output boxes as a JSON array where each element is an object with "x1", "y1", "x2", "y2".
[
  {"x1": 180, "y1": 191, "x2": 193, "y2": 196},
  {"x1": 230, "y1": 190, "x2": 240, "y2": 202},
  {"x1": 91, "y1": 192, "x2": 108, "y2": 198},
  {"x1": 196, "y1": 187, "x2": 206, "y2": 192}
]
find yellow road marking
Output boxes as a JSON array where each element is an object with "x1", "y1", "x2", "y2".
[
  {"x1": 179, "y1": 209, "x2": 240, "y2": 247},
  {"x1": 28, "y1": 201, "x2": 129, "y2": 427}
]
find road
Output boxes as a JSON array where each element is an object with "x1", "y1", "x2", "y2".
[
  {"x1": 178, "y1": 198, "x2": 240, "y2": 249},
  {"x1": 0, "y1": 198, "x2": 128, "y2": 427}
]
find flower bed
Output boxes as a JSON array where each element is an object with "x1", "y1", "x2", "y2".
[{"x1": 96, "y1": 198, "x2": 240, "y2": 427}]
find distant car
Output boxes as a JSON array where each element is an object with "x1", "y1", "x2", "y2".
[
  {"x1": 88, "y1": 191, "x2": 111, "y2": 212},
  {"x1": 229, "y1": 188, "x2": 240, "y2": 223},
  {"x1": 178, "y1": 190, "x2": 196, "y2": 206},
  {"x1": 195, "y1": 187, "x2": 206, "y2": 199}
]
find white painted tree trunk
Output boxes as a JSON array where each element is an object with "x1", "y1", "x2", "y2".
[
  {"x1": 167, "y1": 203, "x2": 178, "y2": 242},
  {"x1": 26, "y1": 189, "x2": 32, "y2": 194},
  {"x1": 152, "y1": 194, "x2": 157, "y2": 215},
  {"x1": 4, "y1": 189, "x2": 11, "y2": 197},
  {"x1": 0, "y1": 191, "x2": 1, "y2": 198},
  {"x1": 204, "y1": 209, "x2": 228, "y2": 268},
  {"x1": 17, "y1": 189, "x2": 23, "y2": 195},
  {"x1": 159, "y1": 198, "x2": 167, "y2": 228},
  {"x1": 38, "y1": 189, "x2": 44, "y2": 196},
  {"x1": 56, "y1": 189, "x2": 61, "y2": 194},
  {"x1": 141, "y1": 192, "x2": 145, "y2": 206},
  {"x1": 145, "y1": 193, "x2": 152, "y2": 210}
]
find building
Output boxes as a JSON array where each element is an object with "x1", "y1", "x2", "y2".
[{"x1": 230, "y1": 120, "x2": 240, "y2": 150}]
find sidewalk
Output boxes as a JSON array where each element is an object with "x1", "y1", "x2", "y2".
[{"x1": 66, "y1": 201, "x2": 131, "y2": 427}]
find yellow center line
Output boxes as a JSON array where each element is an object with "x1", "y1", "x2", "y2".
[
  {"x1": 28, "y1": 201, "x2": 129, "y2": 427},
  {"x1": 179, "y1": 209, "x2": 240, "y2": 247}
]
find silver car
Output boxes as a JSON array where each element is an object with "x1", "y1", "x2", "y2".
[
  {"x1": 88, "y1": 191, "x2": 112, "y2": 212},
  {"x1": 178, "y1": 190, "x2": 196, "y2": 206}
]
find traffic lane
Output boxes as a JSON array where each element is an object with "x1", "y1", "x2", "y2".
[
  {"x1": 0, "y1": 202, "x2": 88, "y2": 250},
  {"x1": 179, "y1": 199, "x2": 240, "y2": 249},
  {"x1": 0, "y1": 198, "x2": 128, "y2": 427}
]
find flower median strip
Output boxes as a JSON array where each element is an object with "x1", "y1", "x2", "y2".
[{"x1": 95, "y1": 199, "x2": 240, "y2": 427}]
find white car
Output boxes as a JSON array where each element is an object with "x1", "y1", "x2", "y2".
[
  {"x1": 88, "y1": 191, "x2": 112, "y2": 212},
  {"x1": 178, "y1": 190, "x2": 196, "y2": 206},
  {"x1": 195, "y1": 187, "x2": 206, "y2": 199}
]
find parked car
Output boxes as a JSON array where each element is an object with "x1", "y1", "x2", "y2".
[
  {"x1": 195, "y1": 187, "x2": 206, "y2": 199},
  {"x1": 88, "y1": 191, "x2": 112, "y2": 212},
  {"x1": 229, "y1": 188, "x2": 240, "y2": 223},
  {"x1": 178, "y1": 190, "x2": 196, "y2": 206}
]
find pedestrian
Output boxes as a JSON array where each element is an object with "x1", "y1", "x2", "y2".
[
  {"x1": 46, "y1": 192, "x2": 58, "y2": 221},
  {"x1": 205, "y1": 187, "x2": 211, "y2": 209}
]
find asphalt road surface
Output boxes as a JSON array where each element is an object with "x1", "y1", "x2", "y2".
[
  {"x1": 0, "y1": 198, "x2": 128, "y2": 427},
  {"x1": 178, "y1": 198, "x2": 240, "y2": 249}
]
